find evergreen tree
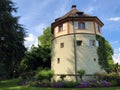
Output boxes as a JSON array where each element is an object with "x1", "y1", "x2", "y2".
[{"x1": 0, "y1": 0, "x2": 26, "y2": 79}]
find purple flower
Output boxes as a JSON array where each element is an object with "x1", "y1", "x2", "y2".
[
  {"x1": 52, "y1": 81, "x2": 65, "y2": 88},
  {"x1": 76, "y1": 82, "x2": 90, "y2": 88},
  {"x1": 100, "y1": 81, "x2": 111, "y2": 87}
]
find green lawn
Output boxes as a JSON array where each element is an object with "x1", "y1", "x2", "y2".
[{"x1": 0, "y1": 79, "x2": 120, "y2": 90}]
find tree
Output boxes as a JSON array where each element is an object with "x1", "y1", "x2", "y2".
[
  {"x1": 20, "y1": 45, "x2": 51, "y2": 72},
  {"x1": 0, "y1": 0, "x2": 26, "y2": 79},
  {"x1": 38, "y1": 27, "x2": 53, "y2": 49},
  {"x1": 20, "y1": 27, "x2": 53, "y2": 74}
]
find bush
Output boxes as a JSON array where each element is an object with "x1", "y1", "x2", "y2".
[
  {"x1": 64, "y1": 81, "x2": 79, "y2": 88},
  {"x1": 77, "y1": 70, "x2": 85, "y2": 81},
  {"x1": 20, "y1": 71, "x2": 35, "y2": 79},
  {"x1": 35, "y1": 69, "x2": 53, "y2": 81},
  {"x1": 94, "y1": 72, "x2": 106, "y2": 80}
]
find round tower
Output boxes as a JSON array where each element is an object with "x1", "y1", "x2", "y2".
[{"x1": 51, "y1": 5, "x2": 104, "y2": 81}]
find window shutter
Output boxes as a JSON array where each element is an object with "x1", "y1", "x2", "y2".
[
  {"x1": 85, "y1": 22, "x2": 88, "y2": 30},
  {"x1": 86, "y1": 39, "x2": 90, "y2": 46},
  {"x1": 63, "y1": 23, "x2": 66, "y2": 31},
  {"x1": 74, "y1": 21, "x2": 78, "y2": 29},
  {"x1": 56, "y1": 27, "x2": 58, "y2": 33},
  {"x1": 95, "y1": 23, "x2": 98, "y2": 31},
  {"x1": 96, "y1": 41, "x2": 99, "y2": 47}
]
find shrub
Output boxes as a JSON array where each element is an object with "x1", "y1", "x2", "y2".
[
  {"x1": 94, "y1": 72, "x2": 106, "y2": 80},
  {"x1": 77, "y1": 70, "x2": 85, "y2": 81},
  {"x1": 20, "y1": 71, "x2": 35, "y2": 79},
  {"x1": 35, "y1": 69, "x2": 53, "y2": 81},
  {"x1": 64, "y1": 81, "x2": 79, "y2": 88}
]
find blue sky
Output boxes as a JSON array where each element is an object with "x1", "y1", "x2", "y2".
[{"x1": 12, "y1": 0, "x2": 120, "y2": 63}]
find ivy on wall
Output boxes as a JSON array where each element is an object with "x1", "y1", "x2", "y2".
[{"x1": 96, "y1": 35, "x2": 114, "y2": 73}]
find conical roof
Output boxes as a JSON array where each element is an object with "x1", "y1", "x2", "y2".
[{"x1": 55, "y1": 5, "x2": 90, "y2": 21}]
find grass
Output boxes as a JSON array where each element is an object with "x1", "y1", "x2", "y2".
[{"x1": 0, "y1": 79, "x2": 120, "y2": 90}]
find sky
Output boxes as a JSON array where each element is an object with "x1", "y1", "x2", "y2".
[{"x1": 12, "y1": 0, "x2": 120, "y2": 63}]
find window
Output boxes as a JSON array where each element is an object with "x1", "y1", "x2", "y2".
[
  {"x1": 93, "y1": 58, "x2": 96, "y2": 62},
  {"x1": 98, "y1": 26, "x2": 101, "y2": 33},
  {"x1": 89, "y1": 40, "x2": 96, "y2": 46},
  {"x1": 86, "y1": 40, "x2": 99, "y2": 46},
  {"x1": 59, "y1": 24, "x2": 63, "y2": 32},
  {"x1": 57, "y1": 58, "x2": 60, "y2": 64},
  {"x1": 60, "y1": 43, "x2": 64, "y2": 48},
  {"x1": 95, "y1": 23, "x2": 101, "y2": 33},
  {"x1": 79, "y1": 22, "x2": 85, "y2": 29},
  {"x1": 74, "y1": 21, "x2": 87, "y2": 30},
  {"x1": 76, "y1": 40, "x2": 82, "y2": 46}
]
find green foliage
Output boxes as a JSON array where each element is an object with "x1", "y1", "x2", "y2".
[
  {"x1": 0, "y1": 0, "x2": 26, "y2": 79},
  {"x1": 77, "y1": 70, "x2": 86, "y2": 81},
  {"x1": 20, "y1": 27, "x2": 53, "y2": 73},
  {"x1": 96, "y1": 35, "x2": 114, "y2": 73},
  {"x1": 35, "y1": 69, "x2": 53, "y2": 81},
  {"x1": 64, "y1": 81, "x2": 79, "y2": 88},
  {"x1": 38, "y1": 27, "x2": 53, "y2": 49},
  {"x1": 19, "y1": 46, "x2": 51, "y2": 72},
  {"x1": 94, "y1": 72, "x2": 120, "y2": 86}
]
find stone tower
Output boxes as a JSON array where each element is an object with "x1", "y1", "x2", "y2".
[{"x1": 51, "y1": 5, "x2": 104, "y2": 81}]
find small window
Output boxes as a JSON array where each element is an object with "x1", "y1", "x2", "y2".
[
  {"x1": 89, "y1": 40, "x2": 95, "y2": 46},
  {"x1": 59, "y1": 24, "x2": 63, "y2": 32},
  {"x1": 98, "y1": 26, "x2": 101, "y2": 33},
  {"x1": 93, "y1": 58, "x2": 96, "y2": 62},
  {"x1": 77, "y1": 40, "x2": 82, "y2": 46},
  {"x1": 74, "y1": 21, "x2": 87, "y2": 30},
  {"x1": 57, "y1": 58, "x2": 60, "y2": 64},
  {"x1": 95, "y1": 23, "x2": 101, "y2": 33},
  {"x1": 79, "y1": 22, "x2": 85, "y2": 29},
  {"x1": 60, "y1": 43, "x2": 64, "y2": 48}
]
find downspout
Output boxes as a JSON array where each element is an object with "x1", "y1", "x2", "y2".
[{"x1": 72, "y1": 20, "x2": 78, "y2": 81}]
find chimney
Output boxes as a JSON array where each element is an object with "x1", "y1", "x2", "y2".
[{"x1": 71, "y1": 5, "x2": 76, "y2": 9}]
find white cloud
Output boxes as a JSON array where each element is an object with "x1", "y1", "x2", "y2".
[
  {"x1": 113, "y1": 48, "x2": 120, "y2": 64},
  {"x1": 24, "y1": 33, "x2": 38, "y2": 50},
  {"x1": 108, "y1": 17, "x2": 120, "y2": 21}
]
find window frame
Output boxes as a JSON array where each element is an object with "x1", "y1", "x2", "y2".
[
  {"x1": 60, "y1": 43, "x2": 64, "y2": 48},
  {"x1": 57, "y1": 58, "x2": 60, "y2": 64},
  {"x1": 59, "y1": 24, "x2": 63, "y2": 32},
  {"x1": 76, "y1": 40, "x2": 82, "y2": 46},
  {"x1": 89, "y1": 40, "x2": 96, "y2": 46},
  {"x1": 78, "y1": 22, "x2": 85, "y2": 29},
  {"x1": 74, "y1": 21, "x2": 87, "y2": 30}
]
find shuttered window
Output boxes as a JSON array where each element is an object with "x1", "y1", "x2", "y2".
[{"x1": 74, "y1": 21, "x2": 88, "y2": 30}]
